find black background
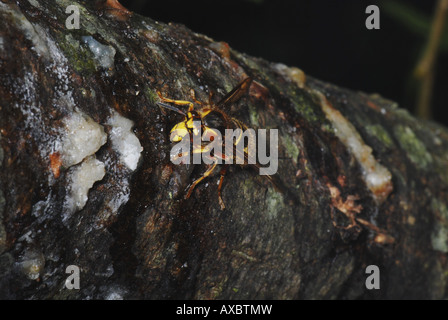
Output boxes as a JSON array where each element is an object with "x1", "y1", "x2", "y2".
[{"x1": 121, "y1": 0, "x2": 448, "y2": 126}]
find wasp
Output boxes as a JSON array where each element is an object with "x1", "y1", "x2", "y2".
[{"x1": 157, "y1": 77, "x2": 281, "y2": 209}]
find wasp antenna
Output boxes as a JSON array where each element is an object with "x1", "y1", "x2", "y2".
[{"x1": 156, "y1": 102, "x2": 186, "y2": 116}]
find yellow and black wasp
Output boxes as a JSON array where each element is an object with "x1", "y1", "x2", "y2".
[{"x1": 157, "y1": 77, "x2": 282, "y2": 209}]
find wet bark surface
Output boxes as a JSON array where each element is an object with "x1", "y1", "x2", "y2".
[{"x1": 1, "y1": 0, "x2": 448, "y2": 299}]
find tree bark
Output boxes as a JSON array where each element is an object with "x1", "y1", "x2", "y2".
[{"x1": 1, "y1": 0, "x2": 448, "y2": 299}]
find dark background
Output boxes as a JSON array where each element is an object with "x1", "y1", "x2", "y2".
[{"x1": 121, "y1": 0, "x2": 448, "y2": 126}]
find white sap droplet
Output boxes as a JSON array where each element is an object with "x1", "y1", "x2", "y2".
[
  {"x1": 82, "y1": 36, "x2": 116, "y2": 70},
  {"x1": 107, "y1": 111, "x2": 143, "y2": 171},
  {"x1": 66, "y1": 155, "x2": 106, "y2": 212},
  {"x1": 61, "y1": 111, "x2": 107, "y2": 167},
  {"x1": 19, "y1": 247, "x2": 45, "y2": 280}
]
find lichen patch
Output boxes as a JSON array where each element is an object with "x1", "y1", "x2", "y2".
[
  {"x1": 431, "y1": 199, "x2": 448, "y2": 253},
  {"x1": 393, "y1": 125, "x2": 433, "y2": 170}
]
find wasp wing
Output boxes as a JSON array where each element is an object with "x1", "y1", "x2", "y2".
[
  {"x1": 216, "y1": 77, "x2": 253, "y2": 110},
  {"x1": 233, "y1": 143, "x2": 287, "y2": 195},
  {"x1": 227, "y1": 118, "x2": 287, "y2": 195}
]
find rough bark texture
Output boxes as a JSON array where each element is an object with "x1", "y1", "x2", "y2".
[{"x1": 1, "y1": 0, "x2": 448, "y2": 299}]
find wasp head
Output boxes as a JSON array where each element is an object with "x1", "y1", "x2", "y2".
[{"x1": 170, "y1": 110, "x2": 203, "y2": 142}]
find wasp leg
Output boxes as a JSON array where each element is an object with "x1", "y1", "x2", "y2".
[
  {"x1": 208, "y1": 91, "x2": 214, "y2": 106},
  {"x1": 190, "y1": 89, "x2": 205, "y2": 106},
  {"x1": 157, "y1": 90, "x2": 194, "y2": 112},
  {"x1": 217, "y1": 165, "x2": 228, "y2": 210},
  {"x1": 185, "y1": 157, "x2": 219, "y2": 200}
]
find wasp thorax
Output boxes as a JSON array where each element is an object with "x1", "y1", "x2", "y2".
[{"x1": 202, "y1": 110, "x2": 227, "y2": 134}]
